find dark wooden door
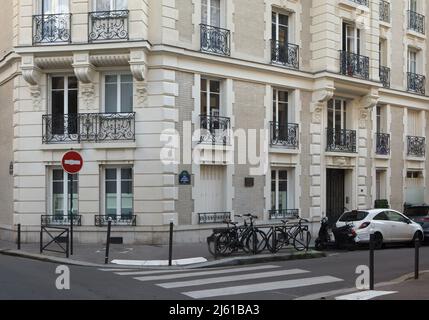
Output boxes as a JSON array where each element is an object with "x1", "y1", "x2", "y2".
[{"x1": 326, "y1": 169, "x2": 345, "y2": 225}]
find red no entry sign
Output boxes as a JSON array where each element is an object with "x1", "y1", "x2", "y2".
[{"x1": 61, "y1": 151, "x2": 83, "y2": 174}]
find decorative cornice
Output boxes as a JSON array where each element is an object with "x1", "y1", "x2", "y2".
[
  {"x1": 90, "y1": 54, "x2": 130, "y2": 67},
  {"x1": 34, "y1": 56, "x2": 73, "y2": 69}
]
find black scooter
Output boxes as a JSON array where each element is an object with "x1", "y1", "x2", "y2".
[{"x1": 315, "y1": 217, "x2": 357, "y2": 251}]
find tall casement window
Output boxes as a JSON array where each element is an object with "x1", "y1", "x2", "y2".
[
  {"x1": 342, "y1": 22, "x2": 361, "y2": 55},
  {"x1": 201, "y1": 78, "x2": 221, "y2": 116},
  {"x1": 326, "y1": 99, "x2": 356, "y2": 153},
  {"x1": 51, "y1": 169, "x2": 78, "y2": 217},
  {"x1": 328, "y1": 99, "x2": 347, "y2": 131},
  {"x1": 34, "y1": 0, "x2": 71, "y2": 44},
  {"x1": 38, "y1": 0, "x2": 69, "y2": 14},
  {"x1": 410, "y1": 0, "x2": 418, "y2": 12},
  {"x1": 94, "y1": 0, "x2": 127, "y2": 11},
  {"x1": 408, "y1": 49, "x2": 418, "y2": 74},
  {"x1": 272, "y1": 89, "x2": 288, "y2": 125},
  {"x1": 104, "y1": 74, "x2": 133, "y2": 113},
  {"x1": 272, "y1": 11, "x2": 289, "y2": 46},
  {"x1": 271, "y1": 170, "x2": 288, "y2": 212},
  {"x1": 51, "y1": 76, "x2": 78, "y2": 136},
  {"x1": 270, "y1": 11, "x2": 299, "y2": 69},
  {"x1": 201, "y1": 0, "x2": 221, "y2": 27},
  {"x1": 105, "y1": 168, "x2": 133, "y2": 218}
]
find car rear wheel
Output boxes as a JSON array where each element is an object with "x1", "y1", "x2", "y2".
[{"x1": 412, "y1": 231, "x2": 423, "y2": 245}]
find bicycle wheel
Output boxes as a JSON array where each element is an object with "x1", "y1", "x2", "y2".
[
  {"x1": 216, "y1": 232, "x2": 235, "y2": 256},
  {"x1": 266, "y1": 228, "x2": 289, "y2": 253},
  {"x1": 293, "y1": 229, "x2": 311, "y2": 252},
  {"x1": 245, "y1": 229, "x2": 268, "y2": 254}
]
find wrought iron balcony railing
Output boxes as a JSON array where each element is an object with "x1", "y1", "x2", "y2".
[
  {"x1": 42, "y1": 112, "x2": 135, "y2": 144},
  {"x1": 41, "y1": 215, "x2": 82, "y2": 227},
  {"x1": 407, "y1": 72, "x2": 426, "y2": 95},
  {"x1": 33, "y1": 14, "x2": 72, "y2": 44},
  {"x1": 88, "y1": 10, "x2": 129, "y2": 42},
  {"x1": 199, "y1": 114, "x2": 231, "y2": 145},
  {"x1": 349, "y1": 0, "x2": 369, "y2": 6},
  {"x1": 271, "y1": 40, "x2": 299, "y2": 69},
  {"x1": 339, "y1": 50, "x2": 369, "y2": 80},
  {"x1": 269, "y1": 209, "x2": 299, "y2": 220},
  {"x1": 198, "y1": 212, "x2": 231, "y2": 224},
  {"x1": 376, "y1": 133, "x2": 390, "y2": 155},
  {"x1": 379, "y1": 1, "x2": 390, "y2": 22},
  {"x1": 200, "y1": 24, "x2": 231, "y2": 56},
  {"x1": 270, "y1": 122, "x2": 299, "y2": 149},
  {"x1": 407, "y1": 136, "x2": 426, "y2": 157},
  {"x1": 94, "y1": 215, "x2": 137, "y2": 227},
  {"x1": 326, "y1": 128, "x2": 357, "y2": 153},
  {"x1": 408, "y1": 10, "x2": 425, "y2": 34},
  {"x1": 379, "y1": 66, "x2": 390, "y2": 88}
]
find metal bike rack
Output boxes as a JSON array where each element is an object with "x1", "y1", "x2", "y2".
[{"x1": 40, "y1": 225, "x2": 70, "y2": 258}]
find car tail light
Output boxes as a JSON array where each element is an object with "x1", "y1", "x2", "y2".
[{"x1": 359, "y1": 222, "x2": 371, "y2": 229}]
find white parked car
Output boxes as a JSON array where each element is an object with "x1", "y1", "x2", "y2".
[{"x1": 336, "y1": 209, "x2": 424, "y2": 249}]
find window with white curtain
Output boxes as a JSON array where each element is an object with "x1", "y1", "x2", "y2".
[
  {"x1": 104, "y1": 74, "x2": 134, "y2": 113},
  {"x1": 201, "y1": 0, "x2": 221, "y2": 27},
  {"x1": 94, "y1": 0, "x2": 128, "y2": 11},
  {"x1": 39, "y1": 0, "x2": 69, "y2": 14}
]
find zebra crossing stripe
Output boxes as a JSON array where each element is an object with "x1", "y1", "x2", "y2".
[
  {"x1": 335, "y1": 291, "x2": 397, "y2": 300},
  {"x1": 98, "y1": 269, "x2": 135, "y2": 272},
  {"x1": 116, "y1": 269, "x2": 192, "y2": 276},
  {"x1": 134, "y1": 265, "x2": 280, "y2": 282},
  {"x1": 158, "y1": 269, "x2": 309, "y2": 289},
  {"x1": 183, "y1": 276, "x2": 344, "y2": 299}
]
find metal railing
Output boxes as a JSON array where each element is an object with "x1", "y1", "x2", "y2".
[
  {"x1": 270, "y1": 40, "x2": 299, "y2": 70},
  {"x1": 269, "y1": 209, "x2": 299, "y2": 220},
  {"x1": 198, "y1": 212, "x2": 231, "y2": 224},
  {"x1": 339, "y1": 50, "x2": 370, "y2": 80},
  {"x1": 88, "y1": 10, "x2": 129, "y2": 42},
  {"x1": 41, "y1": 215, "x2": 82, "y2": 227},
  {"x1": 376, "y1": 133, "x2": 390, "y2": 155},
  {"x1": 199, "y1": 114, "x2": 231, "y2": 145},
  {"x1": 33, "y1": 13, "x2": 72, "y2": 44},
  {"x1": 407, "y1": 72, "x2": 426, "y2": 95},
  {"x1": 326, "y1": 128, "x2": 357, "y2": 153},
  {"x1": 200, "y1": 24, "x2": 231, "y2": 56},
  {"x1": 42, "y1": 112, "x2": 135, "y2": 144},
  {"x1": 379, "y1": 66, "x2": 390, "y2": 88},
  {"x1": 94, "y1": 215, "x2": 137, "y2": 227},
  {"x1": 270, "y1": 122, "x2": 299, "y2": 149},
  {"x1": 350, "y1": 0, "x2": 369, "y2": 6},
  {"x1": 408, "y1": 10, "x2": 425, "y2": 34},
  {"x1": 379, "y1": 1, "x2": 390, "y2": 22},
  {"x1": 407, "y1": 136, "x2": 426, "y2": 157}
]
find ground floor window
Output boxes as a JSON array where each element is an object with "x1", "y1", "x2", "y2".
[
  {"x1": 104, "y1": 167, "x2": 133, "y2": 218},
  {"x1": 375, "y1": 170, "x2": 387, "y2": 200},
  {"x1": 51, "y1": 169, "x2": 78, "y2": 217},
  {"x1": 271, "y1": 170, "x2": 288, "y2": 212}
]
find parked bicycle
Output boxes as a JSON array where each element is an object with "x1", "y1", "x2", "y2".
[{"x1": 266, "y1": 218, "x2": 311, "y2": 252}]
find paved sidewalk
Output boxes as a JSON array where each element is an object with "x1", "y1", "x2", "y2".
[{"x1": 374, "y1": 272, "x2": 429, "y2": 300}]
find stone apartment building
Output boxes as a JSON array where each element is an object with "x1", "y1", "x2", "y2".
[{"x1": 0, "y1": 0, "x2": 429, "y2": 244}]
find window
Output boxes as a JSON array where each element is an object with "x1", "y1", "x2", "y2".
[
  {"x1": 272, "y1": 89, "x2": 288, "y2": 125},
  {"x1": 51, "y1": 169, "x2": 78, "y2": 217},
  {"x1": 376, "y1": 170, "x2": 387, "y2": 200},
  {"x1": 408, "y1": 109, "x2": 421, "y2": 136},
  {"x1": 105, "y1": 168, "x2": 133, "y2": 218},
  {"x1": 94, "y1": 0, "x2": 127, "y2": 11},
  {"x1": 272, "y1": 11, "x2": 289, "y2": 45},
  {"x1": 271, "y1": 170, "x2": 289, "y2": 212},
  {"x1": 104, "y1": 74, "x2": 133, "y2": 113},
  {"x1": 328, "y1": 99, "x2": 347, "y2": 131},
  {"x1": 38, "y1": 0, "x2": 69, "y2": 14},
  {"x1": 386, "y1": 211, "x2": 407, "y2": 222},
  {"x1": 51, "y1": 76, "x2": 78, "y2": 135},
  {"x1": 379, "y1": 39, "x2": 387, "y2": 67},
  {"x1": 408, "y1": 49, "x2": 418, "y2": 74},
  {"x1": 201, "y1": 0, "x2": 220, "y2": 27},
  {"x1": 343, "y1": 22, "x2": 360, "y2": 55},
  {"x1": 201, "y1": 79, "x2": 220, "y2": 116},
  {"x1": 410, "y1": 0, "x2": 418, "y2": 12},
  {"x1": 407, "y1": 171, "x2": 423, "y2": 179},
  {"x1": 374, "y1": 211, "x2": 389, "y2": 221}
]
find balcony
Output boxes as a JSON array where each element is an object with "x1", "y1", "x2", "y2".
[
  {"x1": 32, "y1": 14, "x2": 71, "y2": 44},
  {"x1": 42, "y1": 112, "x2": 135, "y2": 144},
  {"x1": 379, "y1": 1, "x2": 390, "y2": 23},
  {"x1": 269, "y1": 209, "x2": 299, "y2": 220},
  {"x1": 376, "y1": 133, "x2": 390, "y2": 156},
  {"x1": 339, "y1": 51, "x2": 369, "y2": 80},
  {"x1": 88, "y1": 10, "x2": 129, "y2": 42},
  {"x1": 326, "y1": 128, "x2": 357, "y2": 153},
  {"x1": 379, "y1": 66, "x2": 390, "y2": 88},
  {"x1": 200, "y1": 24, "x2": 231, "y2": 56},
  {"x1": 407, "y1": 72, "x2": 426, "y2": 95},
  {"x1": 407, "y1": 136, "x2": 426, "y2": 157},
  {"x1": 408, "y1": 10, "x2": 425, "y2": 34},
  {"x1": 41, "y1": 215, "x2": 82, "y2": 227},
  {"x1": 94, "y1": 215, "x2": 137, "y2": 227},
  {"x1": 270, "y1": 40, "x2": 299, "y2": 70},
  {"x1": 270, "y1": 122, "x2": 299, "y2": 149},
  {"x1": 198, "y1": 212, "x2": 231, "y2": 224},
  {"x1": 199, "y1": 114, "x2": 231, "y2": 145}
]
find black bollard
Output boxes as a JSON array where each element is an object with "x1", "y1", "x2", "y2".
[
  {"x1": 66, "y1": 228, "x2": 70, "y2": 259},
  {"x1": 17, "y1": 224, "x2": 21, "y2": 250},
  {"x1": 369, "y1": 233, "x2": 375, "y2": 290},
  {"x1": 169, "y1": 221, "x2": 174, "y2": 266},
  {"x1": 415, "y1": 238, "x2": 420, "y2": 280},
  {"x1": 105, "y1": 220, "x2": 112, "y2": 264}
]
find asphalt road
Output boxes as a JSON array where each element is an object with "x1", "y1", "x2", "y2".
[{"x1": 1, "y1": 245, "x2": 428, "y2": 300}]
